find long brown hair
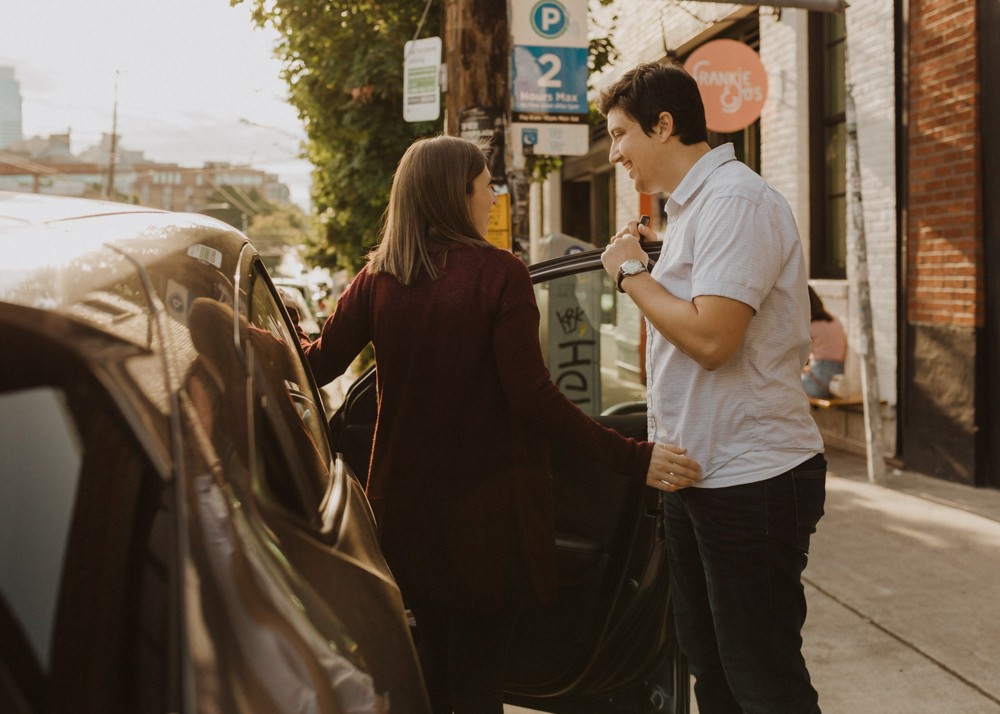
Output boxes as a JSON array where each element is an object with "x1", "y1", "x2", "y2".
[
  {"x1": 808, "y1": 285, "x2": 834, "y2": 322},
  {"x1": 367, "y1": 135, "x2": 492, "y2": 285}
]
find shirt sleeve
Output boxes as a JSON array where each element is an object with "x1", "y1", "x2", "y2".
[
  {"x1": 690, "y1": 194, "x2": 784, "y2": 311},
  {"x1": 490, "y1": 256, "x2": 653, "y2": 481}
]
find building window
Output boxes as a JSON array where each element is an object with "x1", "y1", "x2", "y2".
[{"x1": 809, "y1": 11, "x2": 847, "y2": 279}]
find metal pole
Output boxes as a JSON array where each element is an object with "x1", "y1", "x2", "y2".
[
  {"x1": 844, "y1": 36, "x2": 887, "y2": 484},
  {"x1": 105, "y1": 70, "x2": 119, "y2": 199},
  {"x1": 690, "y1": 0, "x2": 845, "y2": 11}
]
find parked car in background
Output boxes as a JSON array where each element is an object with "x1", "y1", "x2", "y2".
[
  {"x1": 276, "y1": 283, "x2": 321, "y2": 338},
  {"x1": 0, "y1": 192, "x2": 428, "y2": 713},
  {"x1": 273, "y1": 276, "x2": 332, "y2": 327}
]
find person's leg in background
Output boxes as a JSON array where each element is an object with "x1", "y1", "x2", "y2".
[{"x1": 448, "y1": 609, "x2": 515, "y2": 714}]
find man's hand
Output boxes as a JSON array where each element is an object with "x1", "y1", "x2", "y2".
[{"x1": 601, "y1": 219, "x2": 655, "y2": 282}]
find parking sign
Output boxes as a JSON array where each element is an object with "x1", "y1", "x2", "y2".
[{"x1": 510, "y1": 0, "x2": 589, "y2": 155}]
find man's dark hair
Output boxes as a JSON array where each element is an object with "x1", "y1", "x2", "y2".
[{"x1": 598, "y1": 62, "x2": 709, "y2": 145}]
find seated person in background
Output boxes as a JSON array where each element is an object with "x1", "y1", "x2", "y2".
[{"x1": 802, "y1": 286, "x2": 847, "y2": 398}]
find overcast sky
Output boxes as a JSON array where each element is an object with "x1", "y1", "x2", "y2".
[{"x1": 0, "y1": 0, "x2": 312, "y2": 208}]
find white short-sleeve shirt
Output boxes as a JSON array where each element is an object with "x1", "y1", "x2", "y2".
[{"x1": 646, "y1": 143, "x2": 823, "y2": 488}]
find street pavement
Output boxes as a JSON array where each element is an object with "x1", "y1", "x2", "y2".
[{"x1": 508, "y1": 447, "x2": 1000, "y2": 713}]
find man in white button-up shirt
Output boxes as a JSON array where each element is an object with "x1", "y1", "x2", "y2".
[{"x1": 600, "y1": 62, "x2": 826, "y2": 714}]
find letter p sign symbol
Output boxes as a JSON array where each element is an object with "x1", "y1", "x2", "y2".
[
  {"x1": 530, "y1": 1, "x2": 568, "y2": 39},
  {"x1": 540, "y1": 8, "x2": 560, "y2": 30}
]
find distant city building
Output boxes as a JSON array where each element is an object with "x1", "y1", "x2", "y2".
[
  {"x1": 0, "y1": 67, "x2": 24, "y2": 149},
  {"x1": 133, "y1": 161, "x2": 287, "y2": 218},
  {"x1": 0, "y1": 129, "x2": 293, "y2": 217},
  {"x1": 77, "y1": 132, "x2": 146, "y2": 168},
  {"x1": 8, "y1": 133, "x2": 79, "y2": 163}
]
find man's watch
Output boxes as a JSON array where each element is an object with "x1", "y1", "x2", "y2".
[{"x1": 616, "y1": 259, "x2": 648, "y2": 293}]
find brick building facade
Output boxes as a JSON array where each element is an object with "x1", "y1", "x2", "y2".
[{"x1": 902, "y1": 0, "x2": 997, "y2": 485}]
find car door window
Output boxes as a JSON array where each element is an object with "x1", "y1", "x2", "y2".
[
  {"x1": 0, "y1": 387, "x2": 82, "y2": 672},
  {"x1": 0, "y1": 358, "x2": 174, "y2": 713},
  {"x1": 535, "y1": 268, "x2": 647, "y2": 415},
  {"x1": 245, "y1": 265, "x2": 334, "y2": 524}
]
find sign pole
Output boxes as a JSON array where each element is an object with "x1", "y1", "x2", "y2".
[{"x1": 843, "y1": 36, "x2": 887, "y2": 484}]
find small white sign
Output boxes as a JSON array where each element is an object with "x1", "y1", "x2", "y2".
[
  {"x1": 512, "y1": 122, "x2": 589, "y2": 156},
  {"x1": 403, "y1": 37, "x2": 442, "y2": 123}
]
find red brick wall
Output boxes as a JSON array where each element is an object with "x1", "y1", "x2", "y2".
[{"x1": 907, "y1": 0, "x2": 982, "y2": 327}]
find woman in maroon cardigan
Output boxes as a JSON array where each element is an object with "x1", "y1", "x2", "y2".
[{"x1": 298, "y1": 135, "x2": 701, "y2": 714}]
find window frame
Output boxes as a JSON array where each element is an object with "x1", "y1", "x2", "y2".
[{"x1": 809, "y1": 10, "x2": 848, "y2": 279}]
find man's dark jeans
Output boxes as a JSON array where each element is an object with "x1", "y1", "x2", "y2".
[{"x1": 664, "y1": 453, "x2": 827, "y2": 714}]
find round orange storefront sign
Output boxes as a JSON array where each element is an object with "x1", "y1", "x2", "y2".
[{"x1": 683, "y1": 39, "x2": 768, "y2": 134}]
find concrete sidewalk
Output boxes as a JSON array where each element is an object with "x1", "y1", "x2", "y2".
[
  {"x1": 509, "y1": 448, "x2": 1000, "y2": 713},
  {"x1": 798, "y1": 448, "x2": 1000, "y2": 713}
]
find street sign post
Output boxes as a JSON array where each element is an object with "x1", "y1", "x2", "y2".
[
  {"x1": 403, "y1": 37, "x2": 441, "y2": 123},
  {"x1": 510, "y1": 0, "x2": 589, "y2": 156}
]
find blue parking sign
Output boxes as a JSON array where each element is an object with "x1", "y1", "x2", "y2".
[{"x1": 512, "y1": 45, "x2": 588, "y2": 115}]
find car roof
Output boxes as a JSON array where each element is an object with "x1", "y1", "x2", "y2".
[
  {"x1": 0, "y1": 191, "x2": 246, "y2": 311},
  {"x1": 0, "y1": 191, "x2": 169, "y2": 226}
]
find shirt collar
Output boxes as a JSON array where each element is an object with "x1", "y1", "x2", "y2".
[{"x1": 666, "y1": 143, "x2": 737, "y2": 210}]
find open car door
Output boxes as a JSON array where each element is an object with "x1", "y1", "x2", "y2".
[{"x1": 329, "y1": 245, "x2": 689, "y2": 714}]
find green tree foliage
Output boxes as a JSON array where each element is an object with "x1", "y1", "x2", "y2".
[
  {"x1": 247, "y1": 203, "x2": 311, "y2": 255},
  {"x1": 238, "y1": 0, "x2": 618, "y2": 269},
  {"x1": 236, "y1": 0, "x2": 441, "y2": 271}
]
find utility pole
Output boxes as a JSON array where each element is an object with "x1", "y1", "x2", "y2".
[
  {"x1": 443, "y1": 0, "x2": 509, "y2": 138},
  {"x1": 443, "y1": 0, "x2": 531, "y2": 254},
  {"x1": 105, "y1": 70, "x2": 119, "y2": 199}
]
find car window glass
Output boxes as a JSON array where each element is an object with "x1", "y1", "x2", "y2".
[
  {"x1": 535, "y1": 267, "x2": 647, "y2": 415},
  {"x1": 0, "y1": 375, "x2": 173, "y2": 712},
  {"x1": 0, "y1": 387, "x2": 80, "y2": 670},
  {"x1": 246, "y1": 266, "x2": 333, "y2": 521}
]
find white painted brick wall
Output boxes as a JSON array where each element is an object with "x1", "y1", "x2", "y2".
[
  {"x1": 590, "y1": 0, "x2": 898, "y2": 406},
  {"x1": 758, "y1": 9, "x2": 809, "y2": 236},
  {"x1": 845, "y1": 0, "x2": 897, "y2": 403}
]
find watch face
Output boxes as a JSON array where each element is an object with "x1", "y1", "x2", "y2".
[{"x1": 616, "y1": 259, "x2": 648, "y2": 293}]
